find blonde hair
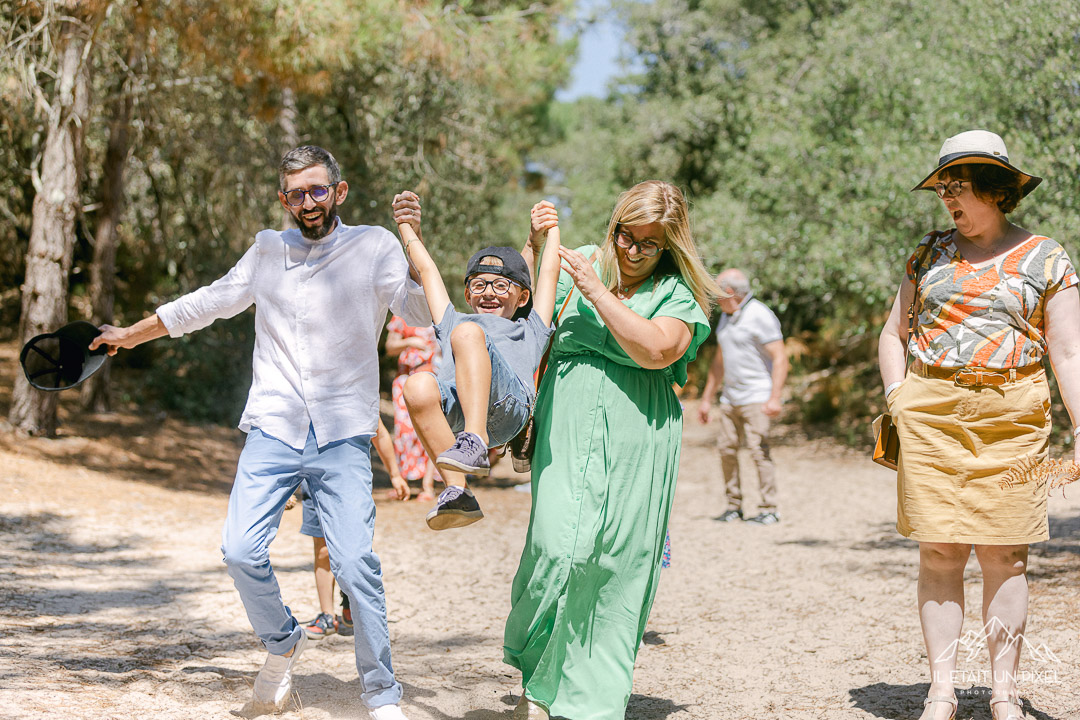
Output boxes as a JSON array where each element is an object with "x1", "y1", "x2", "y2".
[{"x1": 597, "y1": 180, "x2": 724, "y2": 315}]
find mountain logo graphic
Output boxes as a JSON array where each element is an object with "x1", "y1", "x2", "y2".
[{"x1": 934, "y1": 618, "x2": 1061, "y2": 664}]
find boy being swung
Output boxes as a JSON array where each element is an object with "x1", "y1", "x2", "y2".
[{"x1": 390, "y1": 191, "x2": 561, "y2": 530}]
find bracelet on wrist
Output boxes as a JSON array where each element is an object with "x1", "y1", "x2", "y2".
[
  {"x1": 884, "y1": 381, "x2": 903, "y2": 398},
  {"x1": 1072, "y1": 426, "x2": 1080, "y2": 438}
]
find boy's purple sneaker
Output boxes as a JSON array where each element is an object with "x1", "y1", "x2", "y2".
[
  {"x1": 425, "y1": 485, "x2": 484, "y2": 530},
  {"x1": 436, "y1": 431, "x2": 490, "y2": 476}
]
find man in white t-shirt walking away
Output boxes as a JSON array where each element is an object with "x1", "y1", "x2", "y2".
[{"x1": 697, "y1": 268, "x2": 788, "y2": 525}]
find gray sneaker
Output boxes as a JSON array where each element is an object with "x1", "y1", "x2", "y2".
[
  {"x1": 746, "y1": 511, "x2": 780, "y2": 525},
  {"x1": 426, "y1": 485, "x2": 484, "y2": 530},
  {"x1": 436, "y1": 431, "x2": 490, "y2": 476},
  {"x1": 715, "y1": 509, "x2": 743, "y2": 522}
]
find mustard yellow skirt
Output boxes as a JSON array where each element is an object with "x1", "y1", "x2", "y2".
[{"x1": 893, "y1": 370, "x2": 1051, "y2": 545}]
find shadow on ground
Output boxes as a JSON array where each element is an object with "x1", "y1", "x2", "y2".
[{"x1": 850, "y1": 682, "x2": 1065, "y2": 720}]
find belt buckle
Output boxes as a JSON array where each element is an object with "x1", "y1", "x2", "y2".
[
  {"x1": 954, "y1": 368, "x2": 1005, "y2": 388},
  {"x1": 953, "y1": 368, "x2": 978, "y2": 387}
]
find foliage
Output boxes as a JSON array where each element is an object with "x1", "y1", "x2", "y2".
[
  {"x1": 1, "y1": 0, "x2": 571, "y2": 423},
  {"x1": 534, "y1": 0, "x2": 1080, "y2": 437},
  {"x1": 5, "y1": 0, "x2": 1080, "y2": 436}
]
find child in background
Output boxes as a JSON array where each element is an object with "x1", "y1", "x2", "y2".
[
  {"x1": 301, "y1": 418, "x2": 408, "y2": 638},
  {"x1": 385, "y1": 316, "x2": 441, "y2": 502},
  {"x1": 391, "y1": 190, "x2": 561, "y2": 530}
]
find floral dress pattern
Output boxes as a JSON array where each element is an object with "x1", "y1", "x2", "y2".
[{"x1": 387, "y1": 316, "x2": 439, "y2": 481}]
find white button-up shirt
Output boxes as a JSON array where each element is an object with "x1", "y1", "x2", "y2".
[{"x1": 156, "y1": 222, "x2": 431, "y2": 449}]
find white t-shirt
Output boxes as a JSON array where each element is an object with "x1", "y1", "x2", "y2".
[{"x1": 716, "y1": 294, "x2": 783, "y2": 406}]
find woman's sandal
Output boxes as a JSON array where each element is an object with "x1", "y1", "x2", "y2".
[
  {"x1": 923, "y1": 695, "x2": 957, "y2": 720},
  {"x1": 989, "y1": 694, "x2": 1023, "y2": 720}
]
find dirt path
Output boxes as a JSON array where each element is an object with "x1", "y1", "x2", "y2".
[{"x1": 1, "y1": 371, "x2": 1079, "y2": 719}]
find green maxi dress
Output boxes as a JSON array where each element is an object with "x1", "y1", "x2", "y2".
[{"x1": 503, "y1": 246, "x2": 710, "y2": 720}]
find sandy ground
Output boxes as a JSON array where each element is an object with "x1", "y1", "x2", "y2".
[{"x1": 1, "y1": 352, "x2": 1079, "y2": 719}]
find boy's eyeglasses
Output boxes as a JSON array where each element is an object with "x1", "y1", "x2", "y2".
[
  {"x1": 467, "y1": 277, "x2": 516, "y2": 295},
  {"x1": 933, "y1": 180, "x2": 969, "y2": 199},
  {"x1": 282, "y1": 183, "x2": 339, "y2": 206},
  {"x1": 614, "y1": 228, "x2": 662, "y2": 257}
]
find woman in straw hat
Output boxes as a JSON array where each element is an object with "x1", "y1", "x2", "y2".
[
  {"x1": 504, "y1": 182, "x2": 720, "y2": 719},
  {"x1": 878, "y1": 130, "x2": 1080, "y2": 720}
]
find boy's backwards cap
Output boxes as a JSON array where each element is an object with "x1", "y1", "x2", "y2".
[{"x1": 465, "y1": 246, "x2": 532, "y2": 291}]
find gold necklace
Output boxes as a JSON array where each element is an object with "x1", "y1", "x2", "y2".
[{"x1": 618, "y1": 278, "x2": 646, "y2": 296}]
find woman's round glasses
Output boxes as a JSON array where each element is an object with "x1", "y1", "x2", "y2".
[
  {"x1": 614, "y1": 228, "x2": 662, "y2": 257},
  {"x1": 933, "y1": 180, "x2": 969, "y2": 199},
  {"x1": 467, "y1": 277, "x2": 515, "y2": 295},
  {"x1": 283, "y1": 183, "x2": 338, "y2": 206}
]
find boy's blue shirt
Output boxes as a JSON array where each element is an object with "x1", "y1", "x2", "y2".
[{"x1": 433, "y1": 302, "x2": 554, "y2": 396}]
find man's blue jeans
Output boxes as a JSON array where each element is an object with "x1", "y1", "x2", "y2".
[{"x1": 221, "y1": 425, "x2": 402, "y2": 709}]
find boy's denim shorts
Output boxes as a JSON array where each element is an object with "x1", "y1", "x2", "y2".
[
  {"x1": 435, "y1": 341, "x2": 533, "y2": 447},
  {"x1": 299, "y1": 481, "x2": 324, "y2": 538}
]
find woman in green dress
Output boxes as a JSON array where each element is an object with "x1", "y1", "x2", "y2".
[{"x1": 505, "y1": 181, "x2": 720, "y2": 720}]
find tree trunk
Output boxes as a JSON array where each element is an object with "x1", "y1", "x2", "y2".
[
  {"x1": 9, "y1": 18, "x2": 91, "y2": 435},
  {"x1": 80, "y1": 50, "x2": 140, "y2": 412},
  {"x1": 279, "y1": 87, "x2": 299, "y2": 230}
]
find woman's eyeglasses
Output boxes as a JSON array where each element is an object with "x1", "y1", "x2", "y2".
[
  {"x1": 614, "y1": 228, "x2": 662, "y2": 257},
  {"x1": 467, "y1": 277, "x2": 516, "y2": 295},
  {"x1": 282, "y1": 183, "x2": 339, "y2": 206},
  {"x1": 933, "y1": 180, "x2": 969, "y2": 199}
]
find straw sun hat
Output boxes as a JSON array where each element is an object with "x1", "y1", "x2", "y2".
[{"x1": 911, "y1": 130, "x2": 1042, "y2": 197}]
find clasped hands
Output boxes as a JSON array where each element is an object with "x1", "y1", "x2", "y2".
[{"x1": 529, "y1": 200, "x2": 607, "y2": 303}]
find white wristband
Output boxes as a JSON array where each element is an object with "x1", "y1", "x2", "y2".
[
  {"x1": 884, "y1": 381, "x2": 903, "y2": 398},
  {"x1": 1073, "y1": 426, "x2": 1080, "y2": 438}
]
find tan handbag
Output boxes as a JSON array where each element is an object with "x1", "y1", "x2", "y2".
[{"x1": 872, "y1": 412, "x2": 899, "y2": 470}]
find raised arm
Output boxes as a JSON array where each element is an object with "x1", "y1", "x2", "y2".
[
  {"x1": 521, "y1": 200, "x2": 559, "y2": 286},
  {"x1": 557, "y1": 246, "x2": 692, "y2": 370},
  {"x1": 1044, "y1": 285, "x2": 1080, "y2": 464},
  {"x1": 532, "y1": 226, "x2": 562, "y2": 326},
  {"x1": 392, "y1": 191, "x2": 451, "y2": 325}
]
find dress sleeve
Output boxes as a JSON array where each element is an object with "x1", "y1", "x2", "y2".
[
  {"x1": 905, "y1": 232, "x2": 939, "y2": 283},
  {"x1": 649, "y1": 275, "x2": 712, "y2": 387},
  {"x1": 1043, "y1": 240, "x2": 1078, "y2": 296}
]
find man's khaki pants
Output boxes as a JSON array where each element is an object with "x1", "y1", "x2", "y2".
[{"x1": 717, "y1": 402, "x2": 777, "y2": 513}]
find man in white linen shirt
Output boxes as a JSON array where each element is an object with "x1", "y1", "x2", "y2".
[
  {"x1": 697, "y1": 268, "x2": 788, "y2": 526},
  {"x1": 91, "y1": 146, "x2": 428, "y2": 720}
]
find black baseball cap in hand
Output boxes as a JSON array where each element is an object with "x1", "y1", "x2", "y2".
[{"x1": 19, "y1": 321, "x2": 109, "y2": 392}]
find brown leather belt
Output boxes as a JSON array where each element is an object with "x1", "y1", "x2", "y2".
[{"x1": 912, "y1": 360, "x2": 1043, "y2": 388}]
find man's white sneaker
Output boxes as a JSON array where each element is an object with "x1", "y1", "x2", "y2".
[
  {"x1": 251, "y1": 632, "x2": 308, "y2": 712},
  {"x1": 369, "y1": 704, "x2": 410, "y2": 720}
]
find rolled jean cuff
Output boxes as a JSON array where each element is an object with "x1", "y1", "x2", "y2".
[{"x1": 364, "y1": 683, "x2": 404, "y2": 710}]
